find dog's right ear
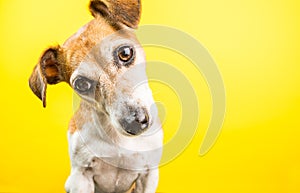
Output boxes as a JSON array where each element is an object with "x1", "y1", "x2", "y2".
[
  {"x1": 29, "y1": 46, "x2": 65, "y2": 108},
  {"x1": 89, "y1": 0, "x2": 141, "y2": 29}
]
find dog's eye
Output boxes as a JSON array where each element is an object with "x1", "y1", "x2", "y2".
[
  {"x1": 115, "y1": 45, "x2": 135, "y2": 66},
  {"x1": 74, "y1": 77, "x2": 94, "y2": 94},
  {"x1": 118, "y1": 46, "x2": 133, "y2": 62}
]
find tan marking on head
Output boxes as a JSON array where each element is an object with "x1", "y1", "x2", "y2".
[
  {"x1": 62, "y1": 17, "x2": 116, "y2": 80},
  {"x1": 89, "y1": 0, "x2": 141, "y2": 29}
]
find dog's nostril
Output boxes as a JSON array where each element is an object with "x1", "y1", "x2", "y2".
[
  {"x1": 134, "y1": 111, "x2": 149, "y2": 132},
  {"x1": 140, "y1": 118, "x2": 148, "y2": 125},
  {"x1": 134, "y1": 110, "x2": 149, "y2": 125}
]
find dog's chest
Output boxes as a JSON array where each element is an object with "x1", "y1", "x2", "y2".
[
  {"x1": 69, "y1": 130, "x2": 158, "y2": 192},
  {"x1": 92, "y1": 157, "x2": 139, "y2": 193}
]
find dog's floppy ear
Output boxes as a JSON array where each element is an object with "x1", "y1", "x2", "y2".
[
  {"x1": 29, "y1": 46, "x2": 65, "y2": 108},
  {"x1": 89, "y1": 0, "x2": 141, "y2": 28}
]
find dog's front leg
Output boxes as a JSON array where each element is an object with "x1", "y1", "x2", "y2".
[
  {"x1": 65, "y1": 168, "x2": 94, "y2": 193},
  {"x1": 134, "y1": 169, "x2": 159, "y2": 193}
]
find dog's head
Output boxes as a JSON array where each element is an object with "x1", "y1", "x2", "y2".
[{"x1": 29, "y1": 0, "x2": 157, "y2": 136}]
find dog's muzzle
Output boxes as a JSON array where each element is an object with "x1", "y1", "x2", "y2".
[{"x1": 120, "y1": 107, "x2": 150, "y2": 136}]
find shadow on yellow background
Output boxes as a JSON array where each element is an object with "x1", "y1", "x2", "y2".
[{"x1": 0, "y1": 0, "x2": 299, "y2": 193}]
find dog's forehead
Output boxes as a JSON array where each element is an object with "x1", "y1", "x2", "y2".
[
  {"x1": 63, "y1": 17, "x2": 113, "y2": 62},
  {"x1": 62, "y1": 17, "x2": 137, "y2": 71}
]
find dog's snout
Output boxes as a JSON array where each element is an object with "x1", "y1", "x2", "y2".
[{"x1": 120, "y1": 107, "x2": 150, "y2": 136}]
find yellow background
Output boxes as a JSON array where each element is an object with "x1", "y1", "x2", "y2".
[{"x1": 0, "y1": 0, "x2": 300, "y2": 193}]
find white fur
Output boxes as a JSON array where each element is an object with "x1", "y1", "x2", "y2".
[
  {"x1": 65, "y1": 32, "x2": 163, "y2": 193},
  {"x1": 65, "y1": 110, "x2": 163, "y2": 193}
]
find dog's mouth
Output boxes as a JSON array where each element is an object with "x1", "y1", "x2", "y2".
[{"x1": 119, "y1": 108, "x2": 151, "y2": 136}]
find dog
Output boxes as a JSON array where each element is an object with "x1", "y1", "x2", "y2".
[{"x1": 28, "y1": 0, "x2": 163, "y2": 193}]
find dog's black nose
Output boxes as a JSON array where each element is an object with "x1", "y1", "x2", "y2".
[{"x1": 120, "y1": 108, "x2": 150, "y2": 136}]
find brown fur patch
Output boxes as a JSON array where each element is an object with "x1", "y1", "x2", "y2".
[
  {"x1": 69, "y1": 117, "x2": 78, "y2": 134},
  {"x1": 61, "y1": 16, "x2": 118, "y2": 83},
  {"x1": 89, "y1": 0, "x2": 141, "y2": 28},
  {"x1": 29, "y1": 46, "x2": 65, "y2": 107},
  {"x1": 29, "y1": 65, "x2": 46, "y2": 102},
  {"x1": 40, "y1": 47, "x2": 65, "y2": 85}
]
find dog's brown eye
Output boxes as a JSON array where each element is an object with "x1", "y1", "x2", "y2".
[
  {"x1": 115, "y1": 45, "x2": 135, "y2": 66},
  {"x1": 119, "y1": 46, "x2": 133, "y2": 62},
  {"x1": 74, "y1": 77, "x2": 93, "y2": 94}
]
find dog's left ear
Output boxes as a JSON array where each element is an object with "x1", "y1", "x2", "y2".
[
  {"x1": 89, "y1": 0, "x2": 141, "y2": 28},
  {"x1": 29, "y1": 46, "x2": 66, "y2": 108}
]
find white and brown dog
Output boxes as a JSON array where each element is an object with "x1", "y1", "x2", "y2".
[{"x1": 29, "y1": 0, "x2": 163, "y2": 193}]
